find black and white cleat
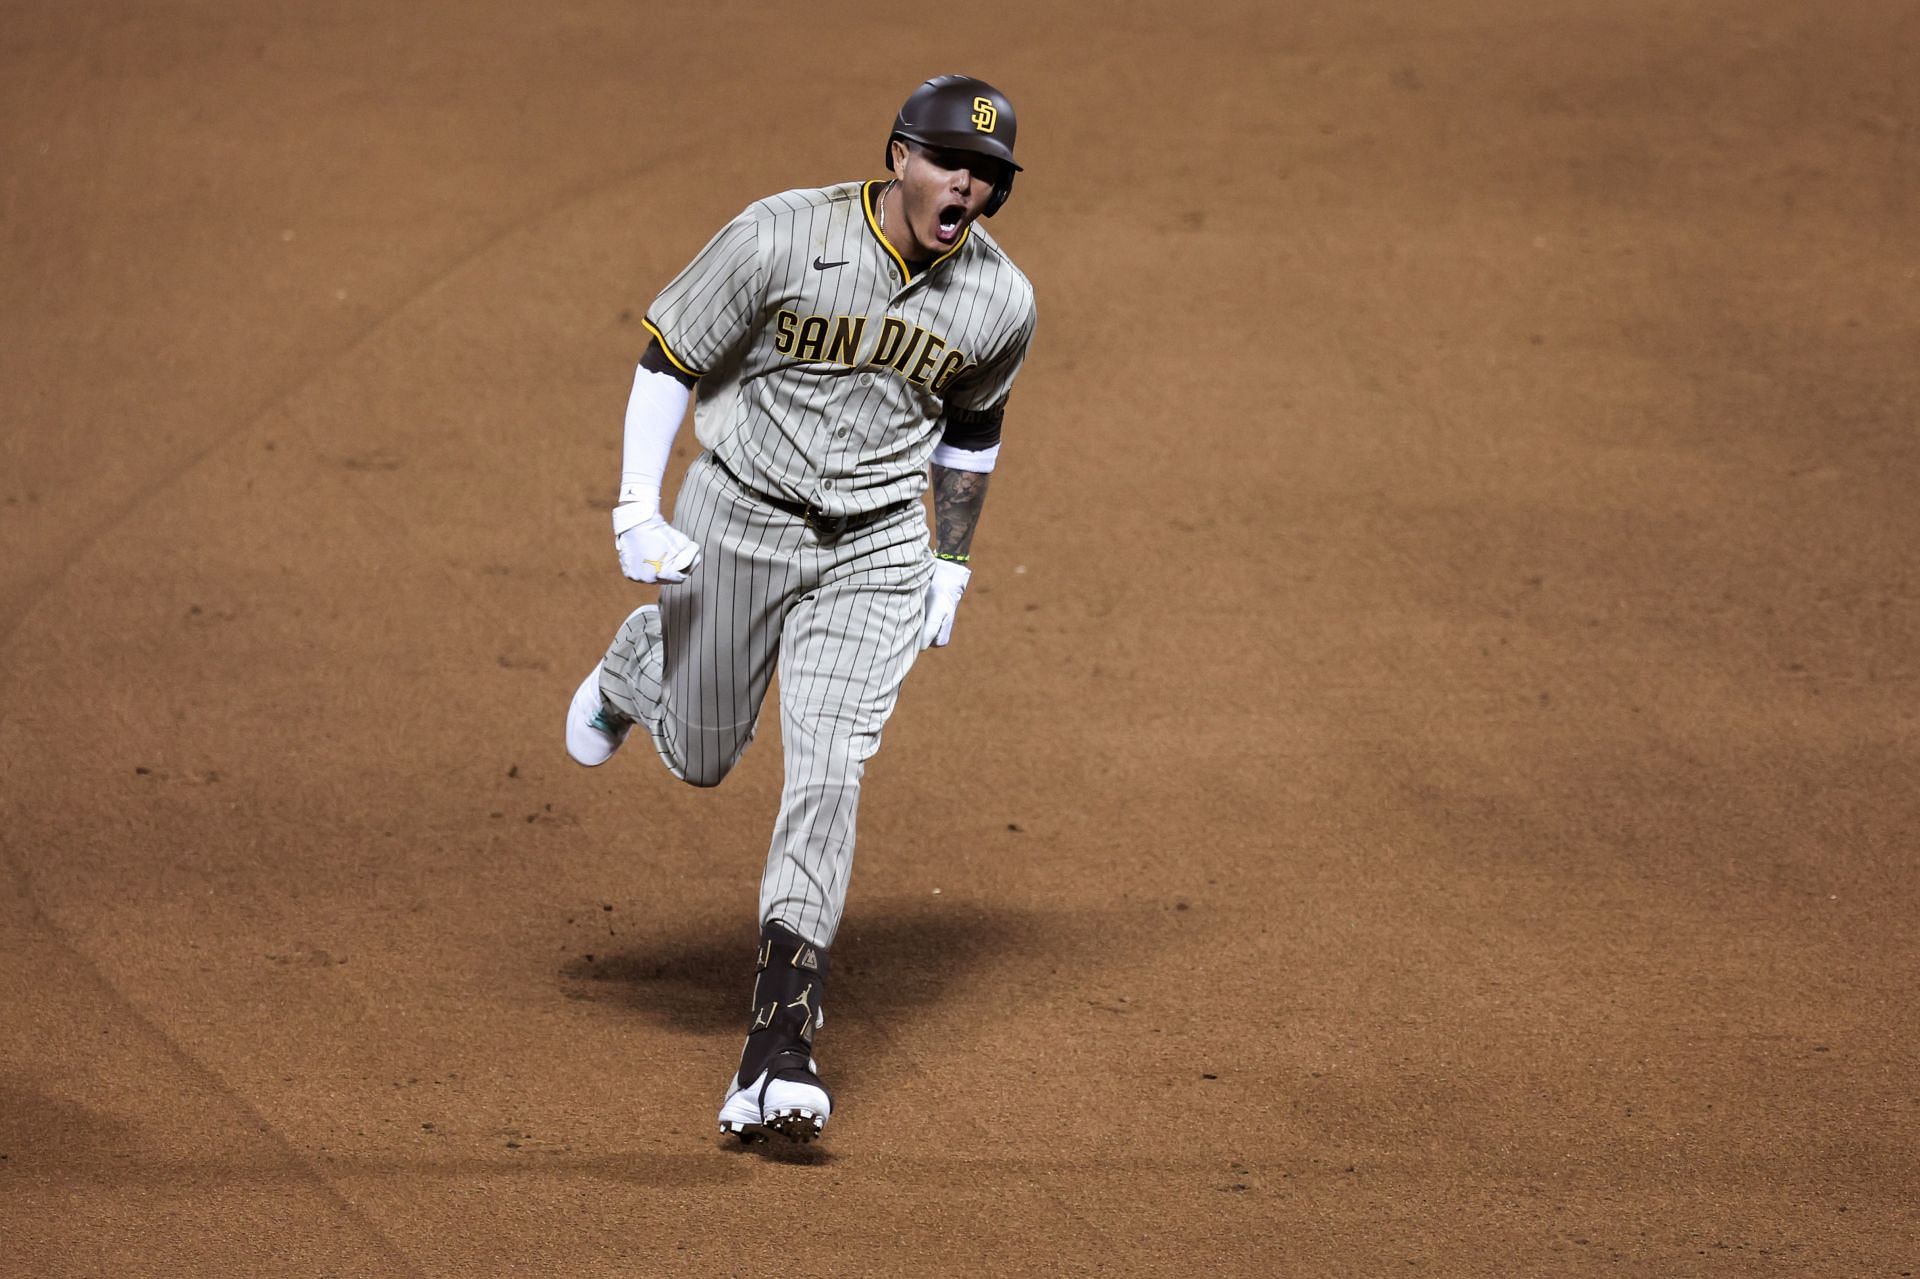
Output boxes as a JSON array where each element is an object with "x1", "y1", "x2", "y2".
[{"x1": 763, "y1": 1107, "x2": 826, "y2": 1143}]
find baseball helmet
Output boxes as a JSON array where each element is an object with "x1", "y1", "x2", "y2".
[{"x1": 884, "y1": 75, "x2": 1021, "y2": 217}]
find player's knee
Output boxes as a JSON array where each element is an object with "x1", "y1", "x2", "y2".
[
  {"x1": 799, "y1": 732, "x2": 875, "y2": 784},
  {"x1": 678, "y1": 764, "x2": 729, "y2": 789},
  {"x1": 662, "y1": 716, "x2": 757, "y2": 788},
  {"x1": 673, "y1": 752, "x2": 737, "y2": 788},
  {"x1": 672, "y1": 737, "x2": 753, "y2": 788}
]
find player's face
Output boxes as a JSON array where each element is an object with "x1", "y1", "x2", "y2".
[{"x1": 891, "y1": 141, "x2": 1002, "y2": 256}]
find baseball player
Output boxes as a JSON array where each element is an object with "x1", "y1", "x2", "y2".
[{"x1": 563, "y1": 75, "x2": 1036, "y2": 1145}]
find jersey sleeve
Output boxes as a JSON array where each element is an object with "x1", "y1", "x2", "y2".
[
  {"x1": 643, "y1": 209, "x2": 764, "y2": 378},
  {"x1": 942, "y1": 290, "x2": 1037, "y2": 416}
]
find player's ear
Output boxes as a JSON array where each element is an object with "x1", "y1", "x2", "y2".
[{"x1": 888, "y1": 138, "x2": 909, "y2": 173}]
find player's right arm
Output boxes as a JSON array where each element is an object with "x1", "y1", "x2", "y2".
[
  {"x1": 610, "y1": 209, "x2": 765, "y2": 585},
  {"x1": 611, "y1": 348, "x2": 700, "y2": 584},
  {"x1": 640, "y1": 340, "x2": 696, "y2": 387}
]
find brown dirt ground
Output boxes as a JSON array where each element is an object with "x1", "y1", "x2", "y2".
[{"x1": 4, "y1": 2, "x2": 1916, "y2": 1275}]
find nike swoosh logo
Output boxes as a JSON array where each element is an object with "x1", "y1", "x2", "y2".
[{"x1": 812, "y1": 256, "x2": 849, "y2": 270}]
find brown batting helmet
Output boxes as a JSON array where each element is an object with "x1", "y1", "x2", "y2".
[{"x1": 884, "y1": 75, "x2": 1021, "y2": 216}]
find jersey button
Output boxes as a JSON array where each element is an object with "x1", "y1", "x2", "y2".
[
  {"x1": 835, "y1": 427, "x2": 849, "y2": 438},
  {"x1": 821, "y1": 479, "x2": 835, "y2": 490},
  {"x1": 857, "y1": 373, "x2": 875, "y2": 386}
]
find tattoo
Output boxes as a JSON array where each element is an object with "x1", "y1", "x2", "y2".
[{"x1": 931, "y1": 464, "x2": 991, "y2": 559}]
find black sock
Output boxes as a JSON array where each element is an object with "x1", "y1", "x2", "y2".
[{"x1": 736, "y1": 919, "x2": 829, "y2": 1085}]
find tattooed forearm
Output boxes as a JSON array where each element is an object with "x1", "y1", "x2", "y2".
[{"x1": 931, "y1": 464, "x2": 991, "y2": 559}]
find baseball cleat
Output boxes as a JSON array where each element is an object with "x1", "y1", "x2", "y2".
[
  {"x1": 717, "y1": 1075, "x2": 766, "y2": 1141},
  {"x1": 564, "y1": 664, "x2": 632, "y2": 766},
  {"x1": 718, "y1": 1063, "x2": 831, "y2": 1144}
]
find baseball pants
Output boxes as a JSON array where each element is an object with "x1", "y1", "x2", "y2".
[{"x1": 596, "y1": 452, "x2": 933, "y2": 948}]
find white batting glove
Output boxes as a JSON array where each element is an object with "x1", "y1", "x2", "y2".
[
  {"x1": 919, "y1": 558, "x2": 972, "y2": 649},
  {"x1": 613, "y1": 501, "x2": 701, "y2": 584}
]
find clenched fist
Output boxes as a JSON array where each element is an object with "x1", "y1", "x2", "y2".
[
  {"x1": 613, "y1": 502, "x2": 701, "y2": 584},
  {"x1": 919, "y1": 558, "x2": 972, "y2": 649}
]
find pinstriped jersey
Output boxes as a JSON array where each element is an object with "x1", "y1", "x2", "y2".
[{"x1": 643, "y1": 180, "x2": 1036, "y2": 518}]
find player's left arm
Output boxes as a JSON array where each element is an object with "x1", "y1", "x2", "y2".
[
  {"x1": 930, "y1": 414, "x2": 998, "y2": 559},
  {"x1": 918, "y1": 404, "x2": 1003, "y2": 650},
  {"x1": 919, "y1": 295, "x2": 1034, "y2": 651}
]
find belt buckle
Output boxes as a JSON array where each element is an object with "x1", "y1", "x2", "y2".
[
  {"x1": 802, "y1": 500, "x2": 852, "y2": 543},
  {"x1": 806, "y1": 506, "x2": 852, "y2": 541}
]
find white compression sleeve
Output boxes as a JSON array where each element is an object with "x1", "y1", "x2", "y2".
[
  {"x1": 930, "y1": 441, "x2": 1000, "y2": 473},
  {"x1": 618, "y1": 363, "x2": 693, "y2": 514}
]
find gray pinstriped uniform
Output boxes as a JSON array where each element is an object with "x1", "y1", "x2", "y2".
[{"x1": 597, "y1": 179, "x2": 1036, "y2": 947}]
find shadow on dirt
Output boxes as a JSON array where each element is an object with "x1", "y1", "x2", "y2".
[
  {"x1": 0, "y1": 1072, "x2": 140, "y2": 1174},
  {"x1": 557, "y1": 898, "x2": 1072, "y2": 1039}
]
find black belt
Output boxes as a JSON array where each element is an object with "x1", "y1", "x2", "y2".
[{"x1": 709, "y1": 454, "x2": 915, "y2": 543}]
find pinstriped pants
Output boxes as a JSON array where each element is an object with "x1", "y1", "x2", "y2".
[{"x1": 597, "y1": 452, "x2": 933, "y2": 948}]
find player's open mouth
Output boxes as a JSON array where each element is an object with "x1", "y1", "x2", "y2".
[{"x1": 935, "y1": 204, "x2": 965, "y2": 245}]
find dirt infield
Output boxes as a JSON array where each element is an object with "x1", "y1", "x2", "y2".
[{"x1": 3, "y1": 2, "x2": 1915, "y2": 1274}]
